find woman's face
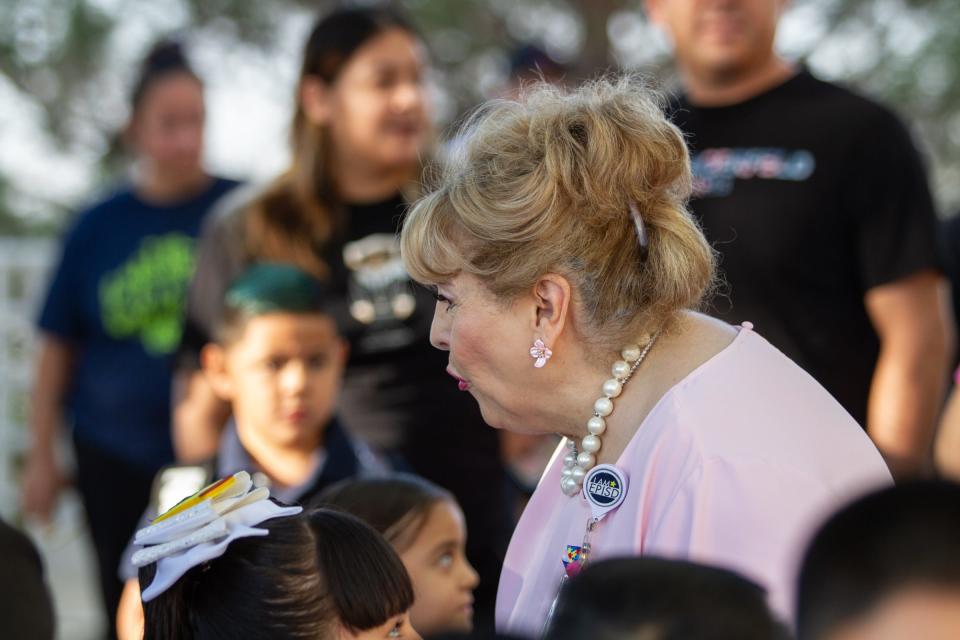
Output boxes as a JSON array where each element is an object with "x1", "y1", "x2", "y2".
[
  {"x1": 129, "y1": 72, "x2": 205, "y2": 178},
  {"x1": 320, "y1": 28, "x2": 430, "y2": 173},
  {"x1": 430, "y1": 273, "x2": 546, "y2": 433}
]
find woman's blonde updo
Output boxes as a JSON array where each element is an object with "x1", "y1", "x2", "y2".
[{"x1": 401, "y1": 75, "x2": 715, "y2": 350}]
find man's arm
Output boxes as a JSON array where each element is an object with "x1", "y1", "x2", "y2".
[{"x1": 864, "y1": 269, "x2": 953, "y2": 479}]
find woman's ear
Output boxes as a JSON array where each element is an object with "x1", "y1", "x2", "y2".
[
  {"x1": 532, "y1": 274, "x2": 573, "y2": 347},
  {"x1": 300, "y1": 76, "x2": 332, "y2": 126},
  {"x1": 200, "y1": 343, "x2": 234, "y2": 401}
]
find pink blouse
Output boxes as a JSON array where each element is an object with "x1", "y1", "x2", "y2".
[{"x1": 495, "y1": 324, "x2": 892, "y2": 637}]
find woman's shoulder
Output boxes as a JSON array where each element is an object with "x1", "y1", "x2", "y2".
[
  {"x1": 57, "y1": 183, "x2": 141, "y2": 243},
  {"x1": 659, "y1": 321, "x2": 877, "y2": 467}
]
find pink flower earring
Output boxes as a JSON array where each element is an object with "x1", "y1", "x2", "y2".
[{"x1": 530, "y1": 338, "x2": 553, "y2": 368}]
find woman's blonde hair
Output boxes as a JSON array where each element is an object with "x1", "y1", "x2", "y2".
[{"x1": 401, "y1": 75, "x2": 715, "y2": 350}]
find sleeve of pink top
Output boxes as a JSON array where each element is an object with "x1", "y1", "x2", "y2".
[{"x1": 641, "y1": 456, "x2": 831, "y2": 621}]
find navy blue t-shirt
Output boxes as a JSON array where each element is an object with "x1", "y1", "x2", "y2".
[{"x1": 38, "y1": 177, "x2": 239, "y2": 471}]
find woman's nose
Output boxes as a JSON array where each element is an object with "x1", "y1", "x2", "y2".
[{"x1": 429, "y1": 304, "x2": 450, "y2": 351}]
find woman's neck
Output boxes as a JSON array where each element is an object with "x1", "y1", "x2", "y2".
[
  {"x1": 136, "y1": 166, "x2": 210, "y2": 205},
  {"x1": 547, "y1": 355, "x2": 656, "y2": 467},
  {"x1": 333, "y1": 157, "x2": 414, "y2": 204}
]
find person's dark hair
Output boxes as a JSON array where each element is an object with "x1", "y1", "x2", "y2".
[
  {"x1": 313, "y1": 473, "x2": 453, "y2": 551},
  {"x1": 796, "y1": 481, "x2": 960, "y2": 640},
  {"x1": 131, "y1": 39, "x2": 199, "y2": 112},
  {"x1": 306, "y1": 507, "x2": 414, "y2": 633},
  {"x1": 213, "y1": 262, "x2": 342, "y2": 345},
  {"x1": 139, "y1": 512, "x2": 330, "y2": 640},
  {"x1": 245, "y1": 6, "x2": 420, "y2": 278},
  {"x1": 0, "y1": 518, "x2": 55, "y2": 640},
  {"x1": 508, "y1": 43, "x2": 565, "y2": 82},
  {"x1": 140, "y1": 507, "x2": 414, "y2": 639},
  {"x1": 545, "y1": 557, "x2": 787, "y2": 640}
]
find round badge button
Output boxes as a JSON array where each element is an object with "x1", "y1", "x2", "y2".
[{"x1": 583, "y1": 464, "x2": 628, "y2": 518}]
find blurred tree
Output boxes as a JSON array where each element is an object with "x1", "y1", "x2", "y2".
[{"x1": 0, "y1": 0, "x2": 958, "y2": 233}]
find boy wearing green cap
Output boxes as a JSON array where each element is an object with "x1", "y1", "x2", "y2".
[{"x1": 116, "y1": 263, "x2": 386, "y2": 638}]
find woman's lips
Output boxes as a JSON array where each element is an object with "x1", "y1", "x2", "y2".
[{"x1": 447, "y1": 368, "x2": 471, "y2": 391}]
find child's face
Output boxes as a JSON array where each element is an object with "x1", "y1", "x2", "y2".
[
  {"x1": 400, "y1": 500, "x2": 479, "y2": 636},
  {"x1": 827, "y1": 586, "x2": 960, "y2": 640},
  {"x1": 205, "y1": 312, "x2": 347, "y2": 451}
]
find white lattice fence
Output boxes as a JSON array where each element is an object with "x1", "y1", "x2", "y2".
[{"x1": 0, "y1": 237, "x2": 56, "y2": 520}]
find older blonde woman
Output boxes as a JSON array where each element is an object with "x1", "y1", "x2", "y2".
[{"x1": 400, "y1": 77, "x2": 891, "y2": 635}]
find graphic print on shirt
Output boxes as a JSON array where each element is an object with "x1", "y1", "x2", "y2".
[
  {"x1": 691, "y1": 147, "x2": 816, "y2": 198},
  {"x1": 343, "y1": 233, "x2": 418, "y2": 353},
  {"x1": 99, "y1": 233, "x2": 196, "y2": 355}
]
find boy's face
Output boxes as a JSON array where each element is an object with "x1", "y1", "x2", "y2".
[
  {"x1": 204, "y1": 312, "x2": 348, "y2": 451},
  {"x1": 828, "y1": 586, "x2": 960, "y2": 640}
]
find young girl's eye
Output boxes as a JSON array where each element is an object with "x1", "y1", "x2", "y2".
[
  {"x1": 387, "y1": 619, "x2": 403, "y2": 638},
  {"x1": 437, "y1": 552, "x2": 454, "y2": 569}
]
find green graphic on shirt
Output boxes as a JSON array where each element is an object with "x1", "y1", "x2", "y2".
[{"x1": 99, "y1": 234, "x2": 196, "y2": 355}]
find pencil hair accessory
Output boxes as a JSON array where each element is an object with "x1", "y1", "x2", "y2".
[{"x1": 131, "y1": 470, "x2": 302, "y2": 602}]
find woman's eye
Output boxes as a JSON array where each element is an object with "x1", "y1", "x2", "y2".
[
  {"x1": 437, "y1": 553, "x2": 454, "y2": 568},
  {"x1": 432, "y1": 291, "x2": 457, "y2": 312},
  {"x1": 387, "y1": 620, "x2": 402, "y2": 638}
]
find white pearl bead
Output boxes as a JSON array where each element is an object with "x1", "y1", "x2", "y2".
[
  {"x1": 621, "y1": 344, "x2": 641, "y2": 362},
  {"x1": 566, "y1": 438, "x2": 576, "y2": 449},
  {"x1": 561, "y1": 467, "x2": 573, "y2": 478},
  {"x1": 612, "y1": 360, "x2": 631, "y2": 379},
  {"x1": 582, "y1": 434, "x2": 601, "y2": 453},
  {"x1": 587, "y1": 416, "x2": 606, "y2": 435},
  {"x1": 563, "y1": 452, "x2": 577, "y2": 467},
  {"x1": 602, "y1": 378, "x2": 623, "y2": 398},
  {"x1": 561, "y1": 477, "x2": 579, "y2": 495},
  {"x1": 577, "y1": 452, "x2": 596, "y2": 468},
  {"x1": 571, "y1": 466, "x2": 587, "y2": 482},
  {"x1": 594, "y1": 397, "x2": 614, "y2": 417}
]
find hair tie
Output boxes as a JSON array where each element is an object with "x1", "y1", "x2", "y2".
[
  {"x1": 628, "y1": 201, "x2": 649, "y2": 263},
  {"x1": 131, "y1": 471, "x2": 302, "y2": 602}
]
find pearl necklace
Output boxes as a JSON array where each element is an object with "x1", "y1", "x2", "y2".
[{"x1": 560, "y1": 332, "x2": 660, "y2": 496}]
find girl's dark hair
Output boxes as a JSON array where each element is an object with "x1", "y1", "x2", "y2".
[
  {"x1": 244, "y1": 7, "x2": 420, "y2": 278},
  {"x1": 314, "y1": 473, "x2": 453, "y2": 551},
  {"x1": 140, "y1": 512, "x2": 330, "y2": 640},
  {"x1": 307, "y1": 507, "x2": 415, "y2": 633},
  {"x1": 139, "y1": 507, "x2": 414, "y2": 639},
  {"x1": 131, "y1": 39, "x2": 200, "y2": 112}
]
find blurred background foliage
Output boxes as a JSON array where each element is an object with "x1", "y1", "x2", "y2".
[{"x1": 1, "y1": 0, "x2": 959, "y2": 234}]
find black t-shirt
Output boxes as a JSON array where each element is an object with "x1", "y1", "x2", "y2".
[{"x1": 670, "y1": 70, "x2": 939, "y2": 426}]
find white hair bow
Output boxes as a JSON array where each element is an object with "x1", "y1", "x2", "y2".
[{"x1": 131, "y1": 471, "x2": 303, "y2": 602}]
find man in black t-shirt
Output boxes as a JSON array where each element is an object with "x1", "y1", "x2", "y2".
[{"x1": 646, "y1": 0, "x2": 952, "y2": 479}]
